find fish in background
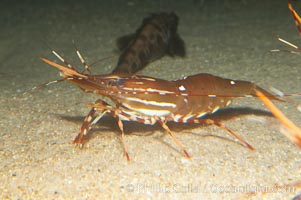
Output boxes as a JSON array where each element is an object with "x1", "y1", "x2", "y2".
[{"x1": 112, "y1": 12, "x2": 186, "y2": 74}]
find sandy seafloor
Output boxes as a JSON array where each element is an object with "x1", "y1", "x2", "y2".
[{"x1": 1, "y1": 0, "x2": 301, "y2": 199}]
